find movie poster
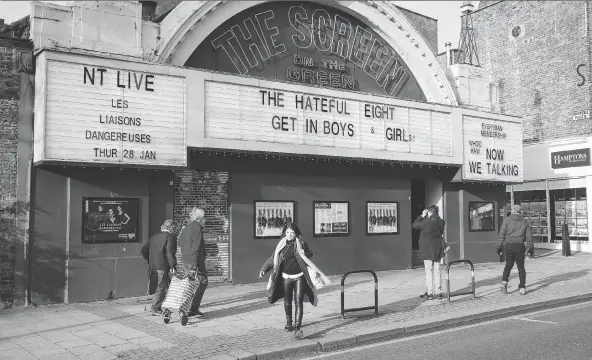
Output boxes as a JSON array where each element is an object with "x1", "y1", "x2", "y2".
[
  {"x1": 82, "y1": 198, "x2": 139, "y2": 243},
  {"x1": 313, "y1": 201, "x2": 349, "y2": 236},
  {"x1": 254, "y1": 201, "x2": 295, "y2": 238},
  {"x1": 367, "y1": 202, "x2": 399, "y2": 235}
]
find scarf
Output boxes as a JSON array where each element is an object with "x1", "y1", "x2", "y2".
[{"x1": 266, "y1": 237, "x2": 331, "y2": 290}]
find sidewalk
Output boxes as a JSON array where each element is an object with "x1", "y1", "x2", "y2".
[{"x1": 2, "y1": 249, "x2": 592, "y2": 360}]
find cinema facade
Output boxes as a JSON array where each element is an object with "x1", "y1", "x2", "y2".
[{"x1": 24, "y1": 0, "x2": 523, "y2": 304}]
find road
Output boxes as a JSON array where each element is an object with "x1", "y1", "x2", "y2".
[{"x1": 297, "y1": 301, "x2": 592, "y2": 360}]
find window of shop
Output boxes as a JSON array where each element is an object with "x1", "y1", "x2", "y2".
[
  {"x1": 513, "y1": 190, "x2": 549, "y2": 243},
  {"x1": 550, "y1": 188, "x2": 588, "y2": 242}
]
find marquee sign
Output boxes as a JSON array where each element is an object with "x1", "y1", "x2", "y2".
[
  {"x1": 462, "y1": 115, "x2": 523, "y2": 182},
  {"x1": 188, "y1": 1, "x2": 426, "y2": 102},
  {"x1": 204, "y1": 81, "x2": 452, "y2": 160},
  {"x1": 34, "y1": 60, "x2": 187, "y2": 166}
]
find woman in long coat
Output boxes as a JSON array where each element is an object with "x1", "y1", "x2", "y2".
[
  {"x1": 412, "y1": 205, "x2": 446, "y2": 300},
  {"x1": 259, "y1": 222, "x2": 327, "y2": 339}
]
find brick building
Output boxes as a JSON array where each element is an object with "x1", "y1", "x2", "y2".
[
  {"x1": 0, "y1": 16, "x2": 33, "y2": 308},
  {"x1": 470, "y1": 1, "x2": 592, "y2": 251},
  {"x1": 17, "y1": 0, "x2": 522, "y2": 305}
]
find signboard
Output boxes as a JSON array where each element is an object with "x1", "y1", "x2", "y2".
[
  {"x1": 82, "y1": 198, "x2": 139, "y2": 243},
  {"x1": 366, "y1": 202, "x2": 399, "y2": 235},
  {"x1": 204, "y1": 81, "x2": 453, "y2": 159},
  {"x1": 551, "y1": 148, "x2": 591, "y2": 169},
  {"x1": 254, "y1": 200, "x2": 295, "y2": 238},
  {"x1": 313, "y1": 201, "x2": 349, "y2": 236},
  {"x1": 189, "y1": 1, "x2": 426, "y2": 101},
  {"x1": 37, "y1": 60, "x2": 187, "y2": 166},
  {"x1": 462, "y1": 116, "x2": 523, "y2": 182},
  {"x1": 572, "y1": 110, "x2": 590, "y2": 121}
]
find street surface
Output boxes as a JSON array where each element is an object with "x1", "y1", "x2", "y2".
[
  {"x1": 298, "y1": 301, "x2": 592, "y2": 360},
  {"x1": 1, "y1": 250, "x2": 592, "y2": 359}
]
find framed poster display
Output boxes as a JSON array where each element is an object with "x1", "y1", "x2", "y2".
[
  {"x1": 366, "y1": 201, "x2": 399, "y2": 235},
  {"x1": 254, "y1": 201, "x2": 295, "y2": 239},
  {"x1": 468, "y1": 201, "x2": 495, "y2": 232},
  {"x1": 82, "y1": 197, "x2": 139, "y2": 243},
  {"x1": 313, "y1": 201, "x2": 350, "y2": 237}
]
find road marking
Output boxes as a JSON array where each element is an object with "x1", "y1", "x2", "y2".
[{"x1": 515, "y1": 317, "x2": 558, "y2": 324}]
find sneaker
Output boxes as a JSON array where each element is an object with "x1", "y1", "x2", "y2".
[
  {"x1": 294, "y1": 328, "x2": 304, "y2": 339},
  {"x1": 436, "y1": 293, "x2": 444, "y2": 300},
  {"x1": 501, "y1": 282, "x2": 508, "y2": 294},
  {"x1": 519, "y1": 287, "x2": 526, "y2": 295},
  {"x1": 150, "y1": 309, "x2": 162, "y2": 316},
  {"x1": 420, "y1": 292, "x2": 434, "y2": 300}
]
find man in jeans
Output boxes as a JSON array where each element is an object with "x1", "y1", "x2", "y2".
[
  {"x1": 497, "y1": 204, "x2": 533, "y2": 295},
  {"x1": 178, "y1": 207, "x2": 208, "y2": 317},
  {"x1": 141, "y1": 219, "x2": 177, "y2": 315}
]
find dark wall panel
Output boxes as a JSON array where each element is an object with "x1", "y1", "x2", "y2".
[
  {"x1": 230, "y1": 172, "x2": 412, "y2": 283},
  {"x1": 31, "y1": 168, "x2": 67, "y2": 304}
]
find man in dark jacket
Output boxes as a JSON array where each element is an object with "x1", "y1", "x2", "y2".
[
  {"x1": 141, "y1": 219, "x2": 177, "y2": 315},
  {"x1": 498, "y1": 204, "x2": 533, "y2": 295},
  {"x1": 177, "y1": 207, "x2": 208, "y2": 317},
  {"x1": 412, "y1": 205, "x2": 446, "y2": 300}
]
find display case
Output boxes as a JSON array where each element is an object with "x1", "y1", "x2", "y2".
[{"x1": 550, "y1": 188, "x2": 588, "y2": 241}]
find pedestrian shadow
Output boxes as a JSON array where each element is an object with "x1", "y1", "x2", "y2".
[
  {"x1": 513, "y1": 269, "x2": 591, "y2": 295},
  {"x1": 190, "y1": 278, "x2": 369, "y2": 321}
]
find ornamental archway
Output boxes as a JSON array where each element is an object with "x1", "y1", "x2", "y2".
[{"x1": 153, "y1": 0, "x2": 458, "y2": 105}]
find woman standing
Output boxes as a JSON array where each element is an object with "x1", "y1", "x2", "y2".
[{"x1": 259, "y1": 223, "x2": 329, "y2": 339}]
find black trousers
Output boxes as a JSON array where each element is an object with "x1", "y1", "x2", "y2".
[
  {"x1": 502, "y1": 243, "x2": 526, "y2": 288},
  {"x1": 151, "y1": 270, "x2": 170, "y2": 311},
  {"x1": 283, "y1": 276, "x2": 305, "y2": 329}
]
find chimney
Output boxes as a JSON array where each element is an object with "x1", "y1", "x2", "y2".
[
  {"x1": 140, "y1": 1, "x2": 157, "y2": 21},
  {"x1": 445, "y1": 42, "x2": 452, "y2": 67}
]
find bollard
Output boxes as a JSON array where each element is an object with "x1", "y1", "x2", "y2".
[
  {"x1": 562, "y1": 222, "x2": 572, "y2": 257},
  {"x1": 446, "y1": 260, "x2": 476, "y2": 303}
]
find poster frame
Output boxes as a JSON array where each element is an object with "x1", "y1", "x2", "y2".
[
  {"x1": 365, "y1": 201, "x2": 400, "y2": 235},
  {"x1": 253, "y1": 200, "x2": 296, "y2": 239},
  {"x1": 312, "y1": 200, "x2": 351, "y2": 237},
  {"x1": 468, "y1": 201, "x2": 495, "y2": 232},
  {"x1": 81, "y1": 197, "x2": 140, "y2": 244}
]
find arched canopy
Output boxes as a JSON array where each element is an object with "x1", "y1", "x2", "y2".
[{"x1": 153, "y1": 0, "x2": 458, "y2": 106}]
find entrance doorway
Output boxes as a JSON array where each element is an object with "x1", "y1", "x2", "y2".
[{"x1": 411, "y1": 179, "x2": 426, "y2": 268}]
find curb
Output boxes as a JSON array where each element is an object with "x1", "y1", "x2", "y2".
[{"x1": 214, "y1": 292, "x2": 592, "y2": 360}]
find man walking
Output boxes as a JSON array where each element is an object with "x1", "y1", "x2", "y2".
[
  {"x1": 497, "y1": 204, "x2": 533, "y2": 295},
  {"x1": 178, "y1": 207, "x2": 208, "y2": 317},
  {"x1": 413, "y1": 205, "x2": 446, "y2": 300},
  {"x1": 141, "y1": 219, "x2": 177, "y2": 315}
]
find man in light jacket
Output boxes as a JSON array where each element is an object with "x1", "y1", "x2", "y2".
[
  {"x1": 141, "y1": 219, "x2": 177, "y2": 315},
  {"x1": 497, "y1": 204, "x2": 533, "y2": 295},
  {"x1": 178, "y1": 207, "x2": 208, "y2": 317}
]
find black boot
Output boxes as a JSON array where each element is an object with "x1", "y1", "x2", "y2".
[
  {"x1": 294, "y1": 304, "x2": 303, "y2": 339},
  {"x1": 284, "y1": 305, "x2": 294, "y2": 331}
]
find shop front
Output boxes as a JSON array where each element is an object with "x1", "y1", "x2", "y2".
[
  {"x1": 28, "y1": 0, "x2": 523, "y2": 304},
  {"x1": 507, "y1": 139, "x2": 592, "y2": 252}
]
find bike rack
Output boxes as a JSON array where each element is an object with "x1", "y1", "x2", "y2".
[
  {"x1": 341, "y1": 270, "x2": 378, "y2": 318},
  {"x1": 445, "y1": 260, "x2": 476, "y2": 303}
]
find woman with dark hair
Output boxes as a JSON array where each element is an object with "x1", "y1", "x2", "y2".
[
  {"x1": 116, "y1": 205, "x2": 131, "y2": 225},
  {"x1": 258, "y1": 223, "x2": 330, "y2": 339}
]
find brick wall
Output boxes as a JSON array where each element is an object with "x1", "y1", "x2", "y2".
[
  {"x1": 0, "y1": 36, "x2": 32, "y2": 308},
  {"x1": 471, "y1": 1, "x2": 591, "y2": 143},
  {"x1": 173, "y1": 170, "x2": 230, "y2": 280}
]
